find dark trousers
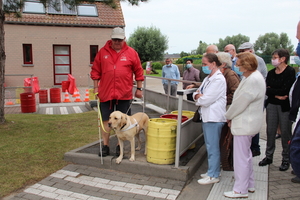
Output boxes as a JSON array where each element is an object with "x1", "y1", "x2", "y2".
[
  {"x1": 250, "y1": 133, "x2": 260, "y2": 152},
  {"x1": 265, "y1": 104, "x2": 292, "y2": 161}
]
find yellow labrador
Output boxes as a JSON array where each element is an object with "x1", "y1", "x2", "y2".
[{"x1": 108, "y1": 111, "x2": 149, "y2": 164}]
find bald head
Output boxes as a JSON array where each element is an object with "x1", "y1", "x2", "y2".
[
  {"x1": 206, "y1": 45, "x2": 218, "y2": 54},
  {"x1": 224, "y1": 44, "x2": 237, "y2": 58}
]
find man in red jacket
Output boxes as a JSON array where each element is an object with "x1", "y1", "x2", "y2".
[{"x1": 90, "y1": 27, "x2": 144, "y2": 157}]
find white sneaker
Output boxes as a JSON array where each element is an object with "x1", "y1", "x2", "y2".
[
  {"x1": 200, "y1": 172, "x2": 221, "y2": 178},
  {"x1": 197, "y1": 176, "x2": 220, "y2": 185},
  {"x1": 224, "y1": 191, "x2": 248, "y2": 198}
]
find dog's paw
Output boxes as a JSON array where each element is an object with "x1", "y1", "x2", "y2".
[
  {"x1": 129, "y1": 157, "x2": 135, "y2": 162},
  {"x1": 135, "y1": 147, "x2": 141, "y2": 151},
  {"x1": 116, "y1": 157, "x2": 122, "y2": 164}
]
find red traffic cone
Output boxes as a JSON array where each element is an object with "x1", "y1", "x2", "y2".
[
  {"x1": 63, "y1": 91, "x2": 71, "y2": 103},
  {"x1": 74, "y1": 91, "x2": 82, "y2": 102},
  {"x1": 84, "y1": 89, "x2": 90, "y2": 102}
]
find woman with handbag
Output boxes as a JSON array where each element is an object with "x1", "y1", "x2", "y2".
[{"x1": 194, "y1": 53, "x2": 227, "y2": 185}]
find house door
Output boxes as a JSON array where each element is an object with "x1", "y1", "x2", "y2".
[{"x1": 53, "y1": 45, "x2": 71, "y2": 85}]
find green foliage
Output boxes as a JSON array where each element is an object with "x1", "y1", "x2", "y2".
[
  {"x1": 254, "y1": 32, "x2": 294, "y2": 55},
  {"x1": 217, "y1": 34, "x2": 250, "y2": 51},
  {"x1": 141, "y1": 61, "x2": 162, "y2": 70},
  {"x1": 180, "y1": 51, "x2": 190, "y2": 58},
  {"x1": 176, "y1": 54, "x2": 203, "y2": 64},
  {"x1": 127, "y1": 26, "x2": 168, "y2": 63},
  {"x1": 196, "y1": 41, "x2": 208, "y2": 55}
]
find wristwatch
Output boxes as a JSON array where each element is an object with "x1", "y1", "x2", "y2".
[{"x1": 137, "y1": 87, "x2": 143, "y2": 91}]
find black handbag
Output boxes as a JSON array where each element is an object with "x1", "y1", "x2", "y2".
[{"x1": 192, "y1": 107, "x2": 202, "y2": 122}]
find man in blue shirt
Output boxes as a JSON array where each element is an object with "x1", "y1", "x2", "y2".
[{"x1": 162, "y1": 58, "x2": 180, "y2": 96}]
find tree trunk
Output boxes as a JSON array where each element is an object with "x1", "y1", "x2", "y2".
[{"x1": 0, "y1": 2, "x2": 6, "y2": 124}]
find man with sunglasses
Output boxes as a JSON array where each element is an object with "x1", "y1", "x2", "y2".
[{"x1": 91, "y1": 27, "x2": 144, "y2": 157}]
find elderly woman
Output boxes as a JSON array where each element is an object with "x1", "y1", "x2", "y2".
[
  {"x1": 216, "y1": 52, "x2": 240, "y2": 107},
  {"x1": 224, "y1": 52, "x2": 266, "y2": 198},
  {"x1": 259, "y1": 49, "x2": 296, "y2": 171},
  {"x1": 193, "y1": 53, "x2": 226, "y2": 185},
  {"x1": 216, "y1": 52, "x2": 240, "y2": 171}
]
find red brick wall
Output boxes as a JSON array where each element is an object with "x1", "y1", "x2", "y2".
[{"x1": 4, "y1": 24, "x2": 111, "y2": 88}]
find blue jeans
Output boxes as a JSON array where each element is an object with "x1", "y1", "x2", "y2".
[
  {"x1": 297, "y1": 42, "x2": 300, "y2": 57},
  {"x1": 202, "y1": 122, "x2": 225, "y2": 178}
]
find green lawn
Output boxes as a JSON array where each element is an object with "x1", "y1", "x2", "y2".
[
  {"x1": 144, "y1": 69, "x2": 162, "y2": 77},
  {"x1": 0, "y1": 112, "x2": 99, "y2": 198}
]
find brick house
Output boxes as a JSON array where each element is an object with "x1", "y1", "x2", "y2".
[{"x1": 4, "y1": 0, "x2": 125, "y2": 88}]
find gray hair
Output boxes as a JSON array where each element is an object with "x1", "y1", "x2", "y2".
[{"x1": 216, "y1": 52, "x2": 232, "y2": 68}]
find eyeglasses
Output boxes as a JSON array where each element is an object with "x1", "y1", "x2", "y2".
[
  {"x1": 224, "y1": 49, "x2": 233, "y2": 53},
  {"x1": 112, "y1": 39, "x2": 124, "y2": 42}
]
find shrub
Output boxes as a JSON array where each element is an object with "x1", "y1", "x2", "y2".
[{"x1": 142, "y1": 62, "x2": 163, "y2": 70}]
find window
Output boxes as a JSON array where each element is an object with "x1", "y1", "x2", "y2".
[
  {"x1": 53, "y1": 45, "x2": 71, "y2": 85},
  {"x1": 23, "y1": 44, "x2": 33, "y2": 65},
  {"x1": 90, "y1": 45, "x2": 98, "y2": 64},
  {"x1": 77, "y1": 5, "x2": 98, "y2": 16},
  {"x1": 23, "y1": 1, "x2": 45, "y2": 13},
  {"x1": 48, "y1": 0, "x2": 76, "y2": 15}
]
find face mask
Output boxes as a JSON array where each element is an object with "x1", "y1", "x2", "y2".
[
  {"x1": 271, "y1": 58, "x2": 280, "y2": 67},
  {"x1": 186, "y1": 64, "x2": 192, "y2": 69},
  {"x1": 202, "y1": 66, "x2": 212, "y2": 74},
  {"x1": 233, "y1": 66, "x2": 244, "y2": 76},
  {"x1": 295, "y1": 56, "x2": 300, "y2": 65}
]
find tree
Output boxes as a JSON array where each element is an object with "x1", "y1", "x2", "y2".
[
  {"x1": 196, "y1": 41, "x2": 208, "y2": 55},
  {"x1": 217, "y1": 34, "x2": 250, "y2": 51},
  {"x1": 180, "y1": 51, "x2": 190, "y2": 58},
  {"x1": 127, "y1": 26, "x2": 168, "y2": 63},
  {"x1": 254, "y1": 32, "x2": 294, "y2": 55},
  {"x1": 0, "y1": 0, "x2": 148, "y2": 124}
]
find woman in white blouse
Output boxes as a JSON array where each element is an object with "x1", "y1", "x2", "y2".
[
  {"x1": 224, "y1": 52, "x2": 266, "y2": 198},
  {"x1": 193, "y1": 53, "x2": 227, "y2": 185}
]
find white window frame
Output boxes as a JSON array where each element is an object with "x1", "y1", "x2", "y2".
[
  {"x1": 77, "y1": 4, "x2": 98, "y2": 17},
  {"x1": 23, "y1": 1, "x2": 45, "y2": 13}
]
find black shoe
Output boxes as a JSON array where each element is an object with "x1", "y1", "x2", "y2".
[
  {"x1": 279, "y1": 161, "x2": 290, "y2": 171},
  {"x1": 291, "y1": 176, "x2": 300, "y2": 183},
  {"x1": 252, "y1": 150, "x2": 261, "y2": 157},
  {"x1": 275, "y1": 133, "x2": 281, "y2": 139},
  {"x1": 292, "y1": 170, "x2": 295, "y2": 175},
  {"x1": 259, "y1": 157, "x2": 273, "y2": 166},
  {"x1": 99, "y1": 145, "x2": 110, "y2": 157},
  {"x1": 115, "y1": 145, "x2": 120, "y2": 157}
]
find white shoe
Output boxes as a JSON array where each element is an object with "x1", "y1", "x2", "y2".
[
  {"x1": 248, "y1": 188, "x2": 255, "y2": 193},
  {"x1": 197, "y1": 176, "x2": 220, "y2": 185},
  {"x1": 200, "y1": 173, "x2": 208, "y2": 178},
  {"x1": 200, "y1": 172, "x2": 221, "y2": 178},
  {"x1": 224, "y1": 191, "x2": 248, "y2": 198}
]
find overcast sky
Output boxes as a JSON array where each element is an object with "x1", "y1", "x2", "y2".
[{"x1": 120, "y1": 0, "x2": 300, "y2": 54}]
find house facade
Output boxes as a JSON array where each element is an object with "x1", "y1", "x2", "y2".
[{"x1": 4, "y1": 0, "x2": 125, "y2": 88}]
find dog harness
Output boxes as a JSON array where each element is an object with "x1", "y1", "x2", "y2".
[{"x1": 120, "y1": 118, "x2": 139, "y2": 133}]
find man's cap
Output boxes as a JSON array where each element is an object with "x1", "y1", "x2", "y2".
[
  {"x1": 111, "y1": 27, "x2": 125, "y2": 39},
  {"x1": 238, "y1": 42, "x2": 254, "y2": 50}
]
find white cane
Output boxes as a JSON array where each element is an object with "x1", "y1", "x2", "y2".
[{"x1": 96, "y1": 98, "x2": 103, "y2": 165}]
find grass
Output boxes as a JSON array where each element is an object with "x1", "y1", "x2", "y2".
[
  {"x1": 144, "y1": 70, "x2": 162, "y2": 77},
  {"x1": 0, "y1": 111, "x2": 99, "y2": 198}
]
